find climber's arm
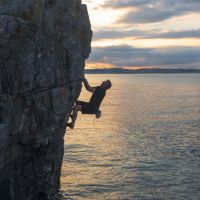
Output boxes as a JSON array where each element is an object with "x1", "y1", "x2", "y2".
[{"x1": 83, "y1": 77, "x2": 95, "y2": 93}]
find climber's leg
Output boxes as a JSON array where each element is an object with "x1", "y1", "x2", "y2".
[{"x1": 67, "y1": 105, "x2": 81, "y2": 129}]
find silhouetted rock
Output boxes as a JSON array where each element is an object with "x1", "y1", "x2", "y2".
[{"x1": 0, "y1": 0, "x2": 92, "y2": 199}]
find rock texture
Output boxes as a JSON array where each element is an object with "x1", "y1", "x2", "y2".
[{"x1": 0, "y1": 0, "x2": 92, "y2": 199}]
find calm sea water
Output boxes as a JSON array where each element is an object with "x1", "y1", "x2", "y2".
[{"x1": 60, "y1": 74, "x2": 200, "y2": 200}]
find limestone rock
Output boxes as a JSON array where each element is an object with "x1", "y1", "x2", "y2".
[{"x1": 0, "y1": 0, "x2": 92, "y2": 199}]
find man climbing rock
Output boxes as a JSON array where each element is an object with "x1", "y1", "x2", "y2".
[{"x1": 67, "y1": 77, "x2": 112, "y2": 129}]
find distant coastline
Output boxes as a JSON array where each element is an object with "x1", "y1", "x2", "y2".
[{"x1": 85, "y1": 68, "x2": 200, "y2": 74}]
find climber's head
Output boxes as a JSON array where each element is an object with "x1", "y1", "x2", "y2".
[{"x1": 101, "y1": 80, "x2": 112, "y2": 90}]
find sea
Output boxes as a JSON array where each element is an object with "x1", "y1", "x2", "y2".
[{"x1": 60, "y1": 74, "x2": 200, "y2": 200}]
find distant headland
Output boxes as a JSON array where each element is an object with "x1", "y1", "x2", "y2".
[{"x1": 85, "y1": 68, "x2": 200, "y2": 74}]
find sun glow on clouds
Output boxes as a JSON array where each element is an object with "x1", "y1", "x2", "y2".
[
  {"x1": 83, "y1": 0, "x2": 125, "y2": 30},
  {"x1": 83, "y1": 0, "x2": 200, "y2": 69},
  {"x1": 86, "y1": 62, "x2": 116, "y2": 69},
  {"x1": 128, "y1": 13, "x2": 200, "y2": 33},
  {"x1": 92, "y1": 38, "x2": 200, "y2": 48}
]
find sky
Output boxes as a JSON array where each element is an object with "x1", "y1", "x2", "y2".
[{"x1": 82, "y1": 0, "x2": 200, "y2": 69}]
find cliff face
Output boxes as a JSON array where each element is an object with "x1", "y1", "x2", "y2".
[{"x1": 0, "y1": 0, "x2": 92, "y2": 199}]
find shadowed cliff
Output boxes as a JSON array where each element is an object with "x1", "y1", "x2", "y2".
[{"x1": 0, "y1": 0, "x2": 92, "y2": 199}]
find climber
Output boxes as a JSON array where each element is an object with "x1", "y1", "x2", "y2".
[{"x1": 67, "y1": 77, "x2": 112, "y2": 129}]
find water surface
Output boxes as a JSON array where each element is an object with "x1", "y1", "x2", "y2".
[{"x1": 61, "y1": 74, "x2": 200, "y2": 200}]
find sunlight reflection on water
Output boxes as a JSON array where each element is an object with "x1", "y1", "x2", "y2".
[{"x1": 60, "y1": 74, "x2": 200, "y2": 200}]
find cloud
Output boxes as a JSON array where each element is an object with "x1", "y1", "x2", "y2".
[
  {"x1": 93, "y1": 30, "x2": 145, "y2": 40},
  {"x1": 101, "y1": 0, "x2": 155, "y2": 8},
  {"x1": 83, "y1": 0, "x2": 200, "y2": 69},
  {"x1": 152, "y1": 29, "x2": 200, "y2": 39},
  {"x1": 88, "y1": 45, "x2": 200, "y2": 67},
  {"x1": 93, "y1": 29, "x2": 200, "y2": 40},
  {"x1": 101, "y1": 0, "x2": 200, "y2": 24}
]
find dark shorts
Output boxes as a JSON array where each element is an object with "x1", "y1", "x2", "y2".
[{"x1": 76, "y1": 101, "x2": 97, "y2": 114}]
